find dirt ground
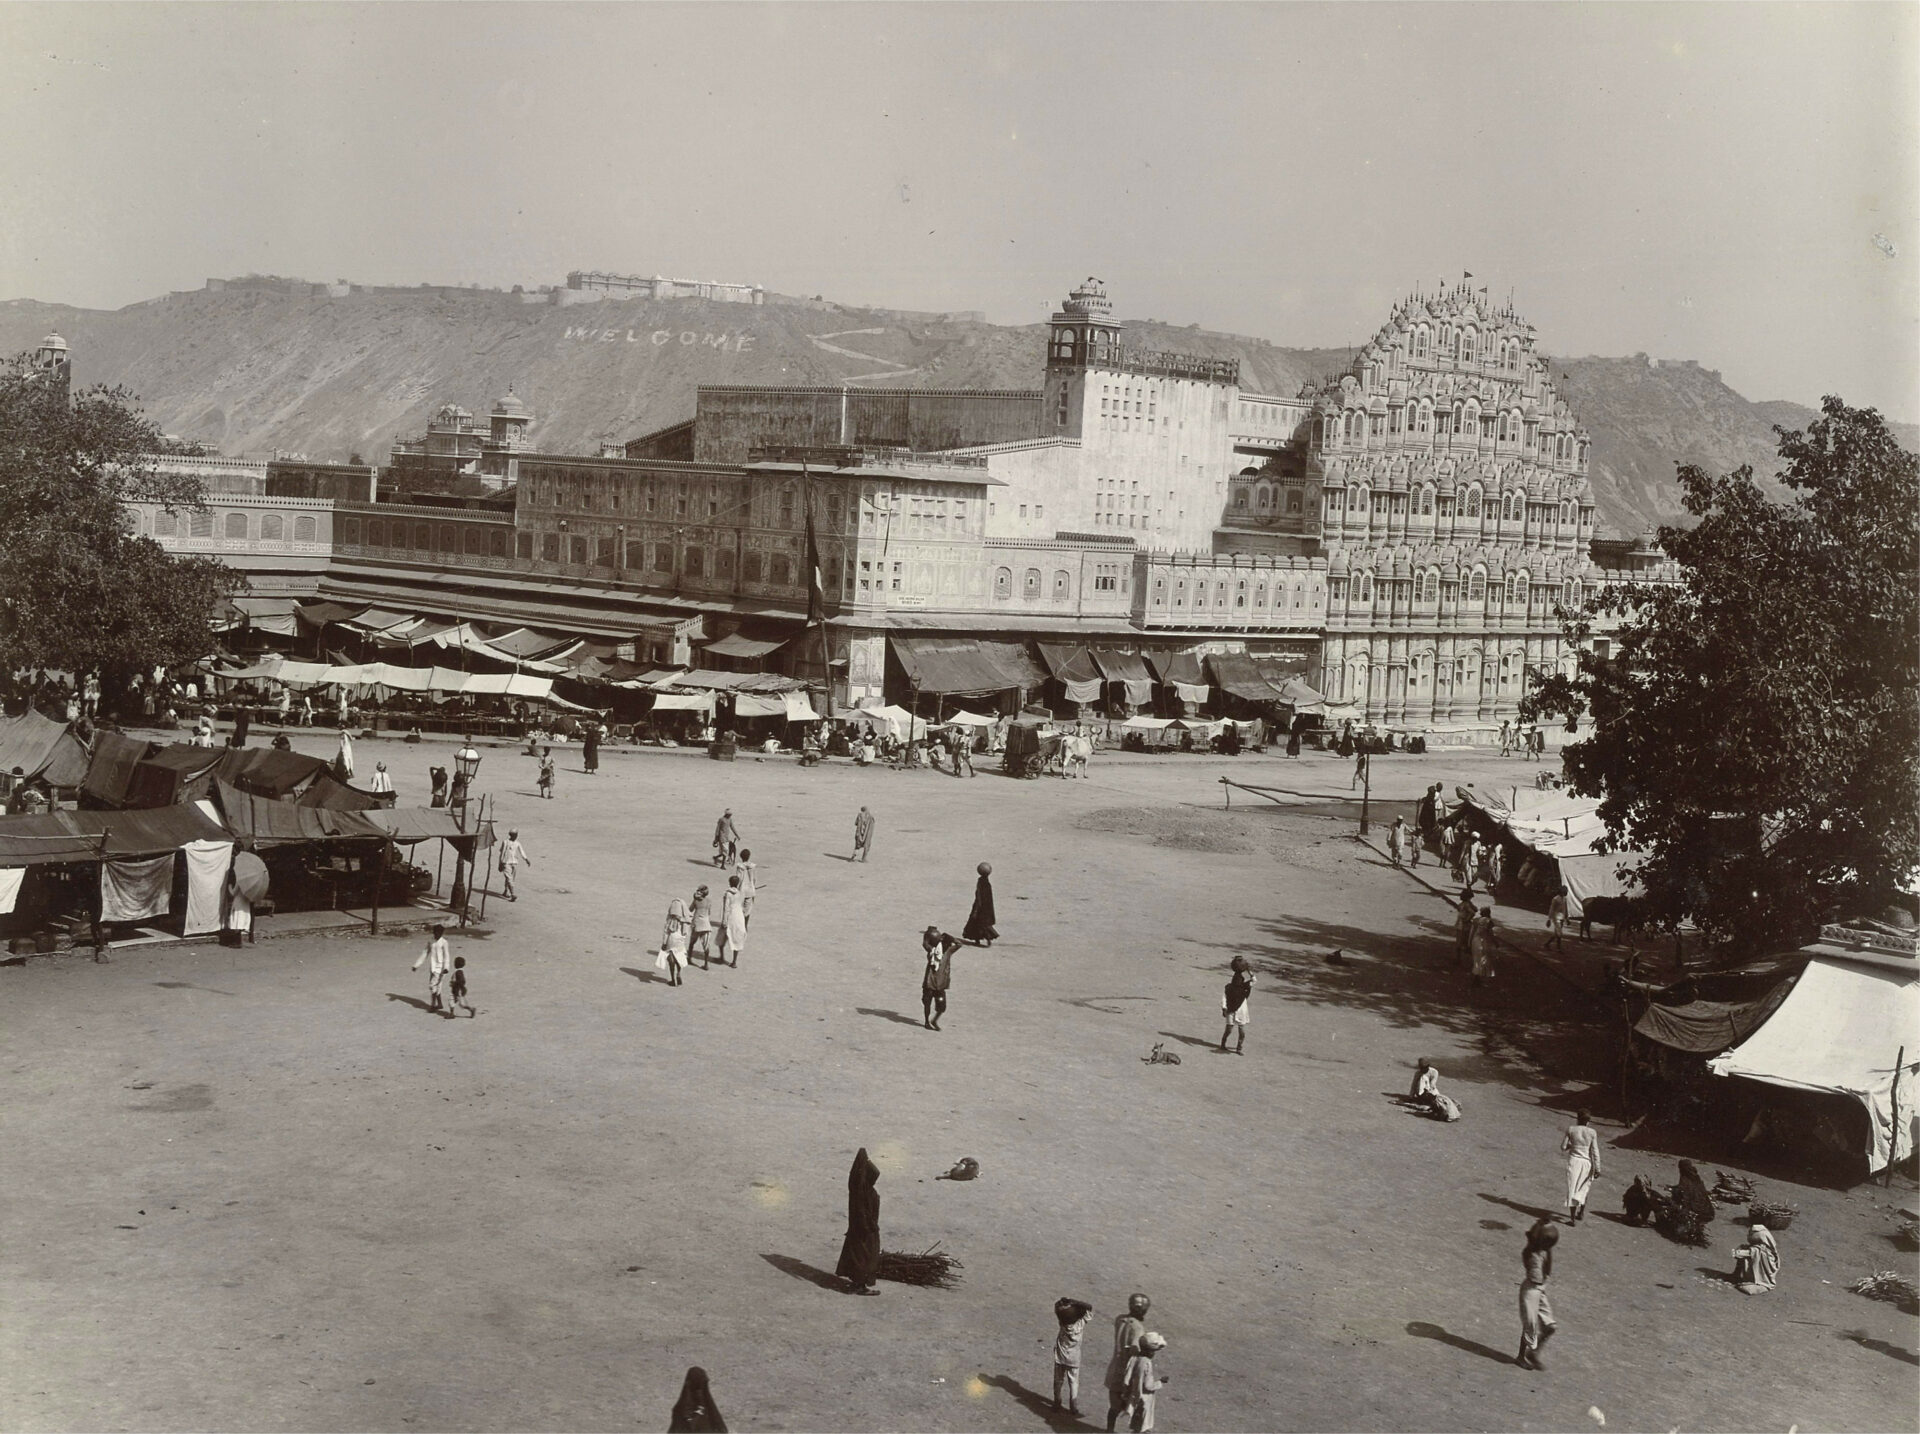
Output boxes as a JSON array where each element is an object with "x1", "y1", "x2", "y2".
[{"x1": 3, "y1": 735, "x2": 1915, "y2": 1432}]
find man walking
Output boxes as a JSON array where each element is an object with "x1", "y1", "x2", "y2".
[
  {"x1": 1386, "y1": 815, "x2": 1407, "y2": 869},
  {"x1": 1545, "y1": 886, "x2": 1569, "y2": 951},
  {"x1": 498, "y1": 828, "x2": 530, "y2": 901},
  {"x1": 1104, "y1": 1293, "x2": 1152, "y2": 1432},
  {"x1": 852, "y1": 806, "x2": 876, "y2": 863},
  {"x1": 920, "y1": 926, "x2": 960, "y2": 1030},
  {"x1": 712, "y1": 810, "x2": 739, "y2": 868}
]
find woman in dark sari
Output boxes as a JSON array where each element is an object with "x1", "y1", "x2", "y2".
[
  {"x1": 667, "y1": 1366, "x2": 727, "y2": 1432},
  {"x1": 963, "y1": 862, "x2": 998, "y2": 946},
  {"x1": 835, "y1": 1147, "x2": 882, "y2": 1295}
]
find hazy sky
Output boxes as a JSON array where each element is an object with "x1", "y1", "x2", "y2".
[{"x1": 2, "y1": 3, "x2": 1915, "y2": 417}]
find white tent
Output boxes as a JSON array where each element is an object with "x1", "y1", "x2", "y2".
[
  {"x1": 1708, "y1": 945, "x2": 1920, "y2": 1172},
  {"x1": 651, "y1": 692, "x2": 715, "y2": 714},
  {"x1": 844, "y1": 705, "x2": 927, "y2": 741},
  {"x1": 936, "y1": 710, "x2": 997, "y2": 728}
]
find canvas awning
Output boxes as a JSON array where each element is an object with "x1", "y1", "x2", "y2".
[
  {"x1": 0, "y1": 711, "x2": 91, "y2": 787},
  {"x1": 296, "y1": 601, "x2": 364, "y2": 628},
  {"x1": 0, "y1": 803, "x2": 230, "y2": 865},
  {"x1": 1709, "y1": 953, "x2": 1920, "y2": 1171},
  {"x1": 1208, "y1": 651, "x2": 1286, "y2": 704},
  {"x1": 1554, "y1": 852, "x2": 1641, "y2": 920},
  {"x1": 650, "y1": 693, "x2": 716, "y2": 713},
  {"x1": 1089, "y1": 649, "x2": 1157, "y2": 705},
  {"x1": 214, "y1": 597, "x2": 301, "y2": 636},
  {"x1": 213, "y1": 746, "x2": 333, "y2": 798},
  {"x1": 1147, "y1": 651, "x2": 1205, "y2": 687},
  {"x1": 734, "y1": 694, "x2": 789, "y2": 718},
  {"x1": 844, "y1": 705, "x2": 927, "y2": 741},
  {"x1": 82, "y1": 731, "x2": 157, "y2": 807},
  {"x1": 1634, "y1": 979, "x2": 1797, "y2": 1055},
  {"x1": 294, "y1": 774, "x2": 386, "y2": 812},
  {"x1": 703, "y1": 632, "x2": 788, "y2": 660},
  {"x1": 1122, "y1": 715, "x2": 1177, "y2": 730},
  {"x1": 891, "y1": 636, "x2": 1038, "y2": 695},
  {"x1": 485, "y1": 627, "x2": 575, "y2": 660},
  {"x1": 212, "y1": 779, "x2": 386, "y2": 847},
  {"x1": 936, "y1": 710, "x2": 997, "y2": 728},
  {"x1": 783, "y1": 692, "x2": 821, "y2": 722},
  {"x1": 1036, "y1": 644, "x2": 1101, "y2": 685}
]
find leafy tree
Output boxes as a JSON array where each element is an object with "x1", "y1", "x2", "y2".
[
  {"x1": 1525, "y1": 398, "x2": 1918, "y2": 954},
  {"x1": 0, "y1": 360, "x2": 243, "y2": 704}
]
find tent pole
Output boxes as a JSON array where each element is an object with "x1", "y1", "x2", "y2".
[
  {"x1": 475, "y1": 795, "x2": 493, "y2": 922},
  {"x1": 370, "y1": 835, "x2": 391, "y2": 935},
  {"x1": 1889, "y1": 1045, "x2": 1905, "y2": 1187}
]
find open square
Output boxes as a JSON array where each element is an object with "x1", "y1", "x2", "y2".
[{"x1": 4, "y1": 736, "x2": 1912, "y2": 1431}]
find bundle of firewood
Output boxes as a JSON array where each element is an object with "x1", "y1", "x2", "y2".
[
  {"x1": 878, "y1": 1242, "x2": 963, "y2": 1288},
  {"x1": 1710, "y1": 1170, "x2": 1757, "y2": 1205}
]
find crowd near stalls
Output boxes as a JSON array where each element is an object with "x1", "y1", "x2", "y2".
[{"x1": 0, "y1": 712, "x2": 471, "y2": 958}]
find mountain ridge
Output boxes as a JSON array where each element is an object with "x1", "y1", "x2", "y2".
[{"x1": 3, "y1": 282, "x2": 1908, "y2": 537}]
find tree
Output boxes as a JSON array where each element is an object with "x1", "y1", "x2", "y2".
[
  {"x1": 0, "y1": 359, "x2": 243, "y2": 702},
  {"x1": 1525, "y1": 398, "x2": 1918, "y2": 954}
]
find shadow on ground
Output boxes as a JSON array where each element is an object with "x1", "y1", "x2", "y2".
[{"x1": 760, "y1": 1253, "x2": 842, "y2": 1292}]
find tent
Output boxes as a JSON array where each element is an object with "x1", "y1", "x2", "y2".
[
  {"x1": 81, "y1": 731, "x2": 158, "y2": 807},
  {"x1": 0, "y1": 803, "x2": 230, "y2": 865},
  {"x1": 890, "y1": 636, "x2": 1031, "y2": 696},
  {"x1": 935, "y1": 710, "x2": 997, "y2": 728},
  {"x1": 125, "y1": 744, "x2": 226, "y2": 808},
  {"x1": 1089, "y1": 649, "x2": 1155, "y2": 707},
  {"x1": 703, "y1": 632, "x2": 788, "y2": 661},
  {"x1": 0, "y1": 711, "x2": 91, "y2": 790},
  {"x1": 213, "y1": 596, "x2": 302, "y2": 637},
  {"x1": 1633, "y1": 978, "x2": 1797, "y2": 1055},
  {"x1": 650, "y1": 692, "x2": 716, "y2": 714},
  {"x1": 214, "y1": 747, "x2": 333, "y2": 799},
  {"x1": 1708, "y1": 931, "x2": 1920, "y2": 1171},
  {"x1": 1207, "y1": 651, "x2": 1287, "y2": 706},
  {"x1": 1036, "y1": 644, "x2": 1104, "y2": 706},
  {"x1": 844, "y1": 705, "x2": 927, "y2": 741}
]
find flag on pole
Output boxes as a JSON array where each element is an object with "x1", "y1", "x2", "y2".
[
  {"x1": 803, "y1": 463, "x2": 826, "y2": 628},
  {"x1": 1463, "y1": 270, "x2": 1474, "y2": 280}
]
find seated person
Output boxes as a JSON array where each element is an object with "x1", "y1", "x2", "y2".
[
  {"x1": 1732, "y1": 1218, "x2": 1779, "y2": 1294},
  {"x1": 1404, "y1": 1058, "x2": 1461, "y2": 1121}
]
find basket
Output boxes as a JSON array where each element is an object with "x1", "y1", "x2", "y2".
[{"x1": 1748, "y1": 1201, "x2": 1797, "y2": 1231}]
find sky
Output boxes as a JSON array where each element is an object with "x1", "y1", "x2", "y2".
[{"x1": 1, "y1": 3, "x2": 1915, "y2": 419}]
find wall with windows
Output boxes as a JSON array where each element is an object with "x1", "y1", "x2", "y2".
[
  {"x1": 1134, "y1": 551, "x2": 1327, "y2": 634},
  {"x1": 133, "y1": 494, "x2": 333, "y2": 554},
  {"x1": 333, "y1": 504, "x2": 516, "y2": 569}
]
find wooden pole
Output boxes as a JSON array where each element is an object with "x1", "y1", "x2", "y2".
[
  {"x1": 475, "y1": 795, "x2": 494, "y2": 922},
  {"x1": 369, "y1": 835, "x2": 392, "y2": 934},
  {"x1": 1888, "y1": 1045, "x2": 1905, "y2": 1188}
]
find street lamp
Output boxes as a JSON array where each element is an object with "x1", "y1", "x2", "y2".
[
  {"x1": 448, "y1": 739, "x2": 482, "y2": 922},
  {"x1": 452, "y1": 739, "x2": 482, "y2": 815}
]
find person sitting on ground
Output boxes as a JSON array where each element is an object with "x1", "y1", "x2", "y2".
[
  {"x1": 1732, "y1": 1216, "x2": 1780, "y2": 1295},
  {"x1": 1405, "y1": 1057, "x2": 1462, "y2": 1121},
  {"x1": 1622, "y1": 1174, "x2": 1662, "y2": 1227}
]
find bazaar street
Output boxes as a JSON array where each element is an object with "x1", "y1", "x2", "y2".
[{"x1": 3, "y1": 736, "x2": 1913, "y2": 1432}]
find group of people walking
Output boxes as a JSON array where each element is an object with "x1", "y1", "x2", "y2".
[
  {"x1": 661, "y1": 832, "x2": 755, "y2": 986},
  {"x1": 1048, "y1": 1290, "x2": 1170, "y2": 1431}
]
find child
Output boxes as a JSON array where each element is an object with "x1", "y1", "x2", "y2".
[
  {"x1": 1051, "y1": 1297, "x2": 1093, "y2": 1416},
  {"x1": 537, "y1": 747, "x2": 556, "y2": 799},
  {"x1": 450, "y1": 955, "x2": 475, "y2": 1018},
  {"x1": 1219, "y1": 955, "x2": 1255, "y2": 1055},
  {"x1": 1123, "y1": 1333, "x2": 1169, "y2": 1432},
  {"x1": 689, "y1": 885, "x2": 715, "y2": 969},
  {"x1": 411, "y1": 923, "x2": 452, "y2": 1013}
]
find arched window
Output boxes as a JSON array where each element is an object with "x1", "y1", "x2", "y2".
[
  {"x1": 1414, "y1": 325, "x2": 1429, "y2": 354},
  {"x1": 684, "y1": 547, "x2": 704, "y2": 578},
  {"x1": 1423, "y1": 571, "x2": 1439, "y2": 603},
  {"x1": 568, "y1": 535, "x2": 587, "y2": 565},
  {"x1": 1463, "y1": 486, "x2": 1481, "y2": 517},
  {"x1": 1023, "y1": 568, "x2": 1042, "y2": 599},
  {"x1": 1469, "y1": 568, "x2": 1486, "y2": 602},
  {"x1": 994, "y1": 567, "x2": 1012, "y2": 599},
  {"x1": 260, "y1": 512, "x2": 284, "y2": 541},
  {"x1": 223, "y1": 511, "x2": 248, "y2": 540},
  {"x1": 465, "y1": 528, "x2": 486, "y2": 556},
  {"x1": 1353, "y1": 486, "x2": 1370, "y2": 516},
  {"x1": 1419, "y1": 485, "x2": 1434, "y2": 516},
  {"x1": 1234, "y1": 580, "x2": 1247, "y2": 609},
  {"x1": 1256, "y1": 485, "x2": 1271, "y2": 510},
  {"x1": 1418, "y1": 400, "x2": 1433, "y2": 434},
  {"x1": 366, "y1": 519, "x2": 384, "y2": 547},
  {"x1": 1052, "y1": 570, "x2": 1071, "y2": 601},
  {"x1": 440, "y1": 525, "x2": 459, "y2": 553},
  {"x1": 770, "y1": 553, "x2": 792, "y2": 586},
  {"x1": 1359, "y1": 572, "x2": 1374, "y2": 602},
  {"x1": 294, "y1": 515, "x2": 317, "y2": 543},
  {"x1": 1514, "y1": 572, "x2": 1529, "y2": 607}
]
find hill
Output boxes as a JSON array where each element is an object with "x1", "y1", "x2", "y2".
[{"x1": 1, "y1": 281, "x2": 1904, "y2": 536}]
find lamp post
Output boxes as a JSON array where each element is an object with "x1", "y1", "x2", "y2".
[
  {"x1": 448, "y1": 739, "x2": 482, "y2": 920},
  {"x1": 1359, "y1": 750, "x2": 1371, "y2": 836}
]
